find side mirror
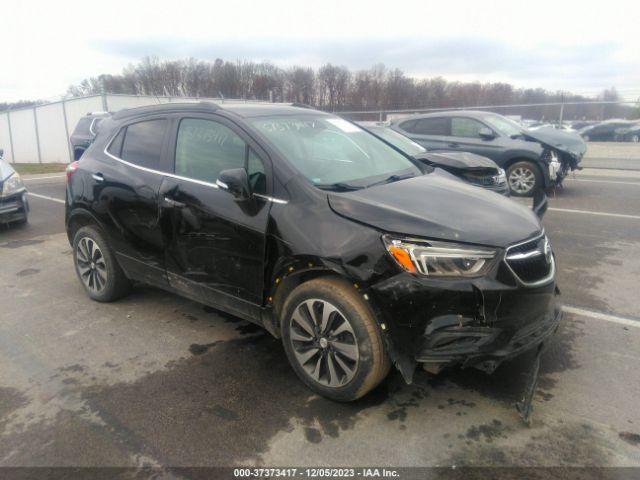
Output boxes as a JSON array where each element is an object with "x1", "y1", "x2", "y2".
[
  {"x1": 478, "y1": 128, "x2": 496, "y2": 140},
  {"x1": 0, "y1": 148, "x2": 4, "y2": 157},
  {"x1": 216, "y1": 168, "x2": 251, "y2": 201}
]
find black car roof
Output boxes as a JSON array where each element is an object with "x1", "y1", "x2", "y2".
[{"x1": 111, "y1": 102, "x2": 324, "y2": 120}]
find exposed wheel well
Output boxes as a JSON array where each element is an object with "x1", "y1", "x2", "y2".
[{"x1": 271, "y1": 269, "x2": 340, "y2": 326}]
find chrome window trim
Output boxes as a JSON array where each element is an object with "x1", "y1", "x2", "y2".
[
  {"x1": 254, "y1": 193, "x2": 288, "y2": 205},
  {"x1": 89, "y1": 118, "x2": 101, "y2": 136},
  {"x1": 503, "y1": 233, "x2": 555, "y2": 288},
  {"x1": 103, "y1": 144, "x2": 289, "y2": 204}
]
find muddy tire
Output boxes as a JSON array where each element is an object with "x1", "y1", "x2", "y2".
[
  {"x1": 72, "y1": 225, "x2": 131, "y2": 302},
  {"x1": 507, "y1": 160, "x2": 543, "y2": 197},
  {"x1": 281, "y1": 276, "x2": 390, "y2": 401}
]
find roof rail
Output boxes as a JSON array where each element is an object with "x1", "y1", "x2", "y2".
[{"x1": 112, "y1": 101, "x2": 221, "y2": 120}]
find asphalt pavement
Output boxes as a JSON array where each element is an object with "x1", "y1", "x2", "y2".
[{"x1": 1, "y1": 143, "x2": 640, "y2": 475}]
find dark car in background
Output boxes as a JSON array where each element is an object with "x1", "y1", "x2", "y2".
[
  {"x1": 358, "y1": 123, "x2": 509, "y2": 195},
  {"x1": 391, "y1": 111, "x2": 586, "y2": 196},
  {"x1": 0, "y1": 149, "x2": 29, "y2": 225},
  {"x1": 620, "y1": 123, "x2": 640, "y2": 143},
  {"x1": 578, "y1": 120, "x2": 637, "y2": 142},
  {"x1": 69, "y1": 112, "x2": 111, "y2": 160},
  {"x1": 65, "y1": 102, "x2": 560, "y2": 401}
]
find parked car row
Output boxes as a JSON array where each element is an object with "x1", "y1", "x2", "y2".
[{"x1": 577, "y1": 119, "x2": 640, "y2": 142}]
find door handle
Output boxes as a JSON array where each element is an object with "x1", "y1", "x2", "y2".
[
  {"x1": 163, "y1": 196, "x2": 186, "y2": 208},
  {"x1": 447, "y1": 143, "x2": 460, "y2": 148},
  {"x1": 92, "y1": 173, "x2": 104, "y2": 182}
]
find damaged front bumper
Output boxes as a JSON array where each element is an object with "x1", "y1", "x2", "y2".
[
  {"x1": 0, "y1": 191, "x2": 29, "y2": 224},
  {"x1": 367, "y1": 260, "x2": 560, "y2": 383}
]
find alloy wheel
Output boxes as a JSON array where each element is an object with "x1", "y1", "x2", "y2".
[
  {"x1": 289, "y1": 299, "x2": 359, "y2": 387},
  {"x1": 76, "y1": 237, "x2": 108, "y2": 293},
  {"x1": 508, "y1": 167, "x2": 536, "y2": 194}
]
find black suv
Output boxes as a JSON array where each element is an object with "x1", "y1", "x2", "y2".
[
  {"x1": 69, "y1": 112, "x2": 111, "y2": 160},
  {"x1": 66, "y1": 103, "x2": 560, "y2": 401},
  {"x1": 391, "y1": 111, "x2": 586, "y2": 196}
]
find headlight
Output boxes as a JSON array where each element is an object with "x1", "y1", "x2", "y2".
[
  {"x1": 383, "y1": 235, "x2": 497, "y2": 277},
  {"x1": 1, "y1": 173, "x2": 25, "y2": 198},
  {"x1": 493, "y1": 168, "x2": 506, "y2": 184}
]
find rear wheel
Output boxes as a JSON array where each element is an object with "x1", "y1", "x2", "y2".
[
  {"x1": 72, "y1": 225, "x2": 131, "y2": 302},
  {"x1": 507, "y1": 161, "x2": 542, "y2": 197},
  {"x1": 281, "y1": 277, "x2": 390, "y2": 401}
]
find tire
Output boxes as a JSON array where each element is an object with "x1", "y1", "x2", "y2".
[
  {"x1": 507, "y1": 161, "x2": 543, "y2": 197},
  {"x1": 72, "y1": 225, "x2": 131, "y2": 302},
  {"x1": 280, "y1": 276, "x2": 390, "y2": 401}
]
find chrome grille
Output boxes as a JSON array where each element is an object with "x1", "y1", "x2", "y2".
[{"x1": 505, "y1": 235, "x2": 554, "y2": 286}]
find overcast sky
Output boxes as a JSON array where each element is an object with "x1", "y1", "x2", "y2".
[{"x1": 2, "y1": 0, "x2": 639, "y2": 102}]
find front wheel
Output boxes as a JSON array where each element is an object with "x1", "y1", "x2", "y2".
[
  {"x1": 507, "y1": 161, "x2": 543, "y2": 197},
  {"x1": 281, "y1": 277, "x2": 390, "y2": 401}
]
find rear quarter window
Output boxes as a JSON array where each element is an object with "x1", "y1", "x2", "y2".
[{"x1": 109, "y1": 119, "x2": 168, "y2": 170}]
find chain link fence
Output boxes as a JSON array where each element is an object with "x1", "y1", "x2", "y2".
[{"x1": 332, "y1": 101, "x2": 640, "y2": 126}]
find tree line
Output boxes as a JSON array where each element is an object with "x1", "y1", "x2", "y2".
[{"x1": 3, "y1": 56, "x2": 638, "y2": 120}]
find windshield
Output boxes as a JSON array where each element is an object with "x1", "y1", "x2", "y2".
[
  {"x1": 250, "y1": 114, "x2": 421, "y2": 187},
  {"x1": 367, "y1": 127, "x2": 426, "y2": 156},
  {"x1": 482, "y1": 113, "x2": 524, "y2": 137}
]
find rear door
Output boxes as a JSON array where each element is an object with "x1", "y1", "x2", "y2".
[
  {"x1": 395, "y1": 117, "x2": 451, "y2": 150},
  {"x1": 159, "y1": 114, "x2": 272, "y2": 320},
  {"x1": 98, "y1": 116, "x2": 171, "y2": 287}
]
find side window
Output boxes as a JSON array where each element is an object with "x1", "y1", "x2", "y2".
[
  {"x1": 120, "y1": 119, "x2": 168, "y2": 170},
  {"x1": 451, "y1": 118, "x2": 487, "y2": 138},
  {"x1": 175, "y1": 118, "x2": 266, "y2": 193},
  {"x1": 107, "y1": 128, "x2": 125, "y2": 157},
  {"x1": 399, "y1": 119, "x2": 417, "y2": 132},
  {"x1": 411, "y1": 118, "x2": 449, "y2": 136}
]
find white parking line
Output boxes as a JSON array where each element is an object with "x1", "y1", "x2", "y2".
[
  {"x1": 566, "y1": 178, "x2": 640, "y2": 186},
  {"x1": 23, "y1": 174, "x2": 66, "y2": 181},
  {"x1": 548, "y1": 207, "x2": 640, "y2": 220},
  {"x1": 27, "y1": 192, "x2": 65, "y2": 204},
  {"x1": 563, "y1": 305, "x2": 640, "y2": 328}
]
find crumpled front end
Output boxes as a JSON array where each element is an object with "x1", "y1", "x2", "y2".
[{"x1": 366, "y1": 235, "x2": 560, "y2": 383}]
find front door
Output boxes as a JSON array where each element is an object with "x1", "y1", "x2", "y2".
[
  {"x1": 448, "y1": 117, "x2": 504, "y2": 161},
  {"x1": 159, "y1": 115, "x2": 271, "y2": 320}
]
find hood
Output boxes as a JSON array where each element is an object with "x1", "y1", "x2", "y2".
[
  {"x1": 328, "y1": 173, "x2": 541, "y2": 248},
  {"x1": 414, "y1": 151, "x2": 499, "y2": 173},
  {"x1": 522, "y1": 128, "x2": 587, "y2": 159}
]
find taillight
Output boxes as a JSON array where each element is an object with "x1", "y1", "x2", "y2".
[{"x1": 66, "y1": 160, "x2": 79, "y2": 183}]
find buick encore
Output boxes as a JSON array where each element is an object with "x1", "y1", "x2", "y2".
[{"x1": 65, "y1": 103, "x2": 560, "y2": 401}]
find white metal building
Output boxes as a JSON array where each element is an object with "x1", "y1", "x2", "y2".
[{"x1": 0, "y1": 94, "x2": 252, "y2": 164}]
